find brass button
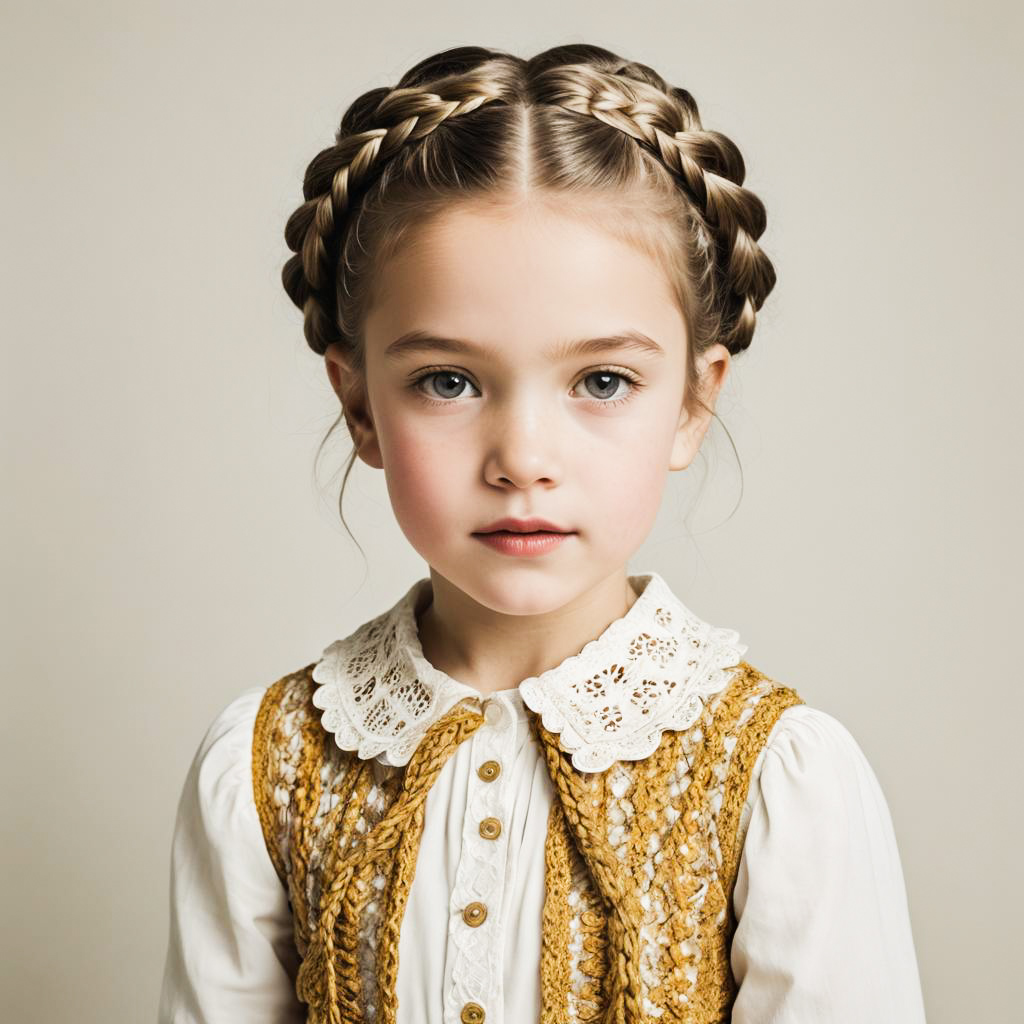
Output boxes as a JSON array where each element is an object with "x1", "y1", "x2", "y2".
[
  {"x1": 477, "y1": 760, "x2": 501, "y2": 782},
  {"x1": 479, "y1": 816, "x2": 502, "y2": 840},
  {"x1": 460, "y1": 1002, "x2": 486, "y2": 1023},
  {"x1": 581, "y1": 909, "x2": 603, "y2": 928},
  {"x1": 462, "y1": 901, "x2": 488, "y2": 927}
]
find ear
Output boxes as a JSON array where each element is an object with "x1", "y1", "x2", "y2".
[
  {"x1": 669, "y1": 343, "x2": 731, "y2": 471},
  {"x1": 323, "y1": 343, "x2": 384, "y2": 469}
]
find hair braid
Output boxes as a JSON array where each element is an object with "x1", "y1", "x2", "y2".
[
  {"x1": 281, "y1": 72, "x2": 508, "y2": 357},
  {"x1": 531, "y1": 60, "x2": 773, "y2": 355}
]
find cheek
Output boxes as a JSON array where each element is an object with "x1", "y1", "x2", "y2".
[
  {"x1": 378, "y1": 414, "x2": 468, "y2": 540},
  {"x1": 577, "y1": 432, "x2": 670, "y2": 537}
]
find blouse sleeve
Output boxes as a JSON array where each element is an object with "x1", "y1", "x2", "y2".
[
  {"x1": 158, "y1": 687, "x2": 305, "y2": 1024},
  {"x1": 729, "y1": 704, "x2": 927, "y2": 1023}
]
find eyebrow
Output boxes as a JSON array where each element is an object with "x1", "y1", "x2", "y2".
[{"x1": 383, "y1": 328, "x2": 665, "y2": 361}]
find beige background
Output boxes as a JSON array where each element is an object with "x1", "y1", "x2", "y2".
[{"x1": 3, "y1": 1, "x2": 1020, "y2": 1020}]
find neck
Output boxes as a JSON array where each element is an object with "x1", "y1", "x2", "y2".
[{"x1": 414, "y1": 568, "x2": 641, "y2": 697}]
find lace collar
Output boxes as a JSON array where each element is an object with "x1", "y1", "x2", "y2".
[{"x1": 310, "y1": 570, "x2": 748, "y2": 772}]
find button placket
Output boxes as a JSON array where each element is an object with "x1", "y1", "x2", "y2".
[
  {"x1": 478, "y1": 700, "x2": 504, "y2": 840},
  {"x1": 445, "y1": 694, "x2": 516, "y2": 1024}
]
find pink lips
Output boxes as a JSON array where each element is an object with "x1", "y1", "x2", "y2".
[
  {"x1": 473, "y1": 531, "x2": 572, "y2": 557},
  {"x1": 472, "y1": 516, "x2": 576, "y2": 558}
]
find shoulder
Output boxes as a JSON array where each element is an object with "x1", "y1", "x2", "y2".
[
  {"x1": 712, "y1": 661, "x2": 873, "y2": 788},
  {"x1": 702, "y1": 659, "x2": 807, "y2": 776},
  {"x1": 731, "y1": 703, "x2": 921, "y2": 971},
  {"x1": 184, "y1": 685, "x2": 275, "y2": 808},
  {"x1": 755, "y1": 702, "x2": 879, "y2": 804},
  {"x1": 170, "y1": 683, "x2": 282, "y2": 869},
  {"x1": 708, "y1": 664, "x2": 891, "y2": 860},
  {"x1": 712, "y1": 659, "x2": 806, "y2": 732},
  {"x1": 184, "y1": 664, "x2": 316, "y2": 811},
  {"x1": 175, "y1": 672, "x2": 319, "y2": 885},
  {"x1": 740, "y1": 701, "x2": 901, "y2": 866},
  {"x1": 251, "y1": 662, "x2": 320, "y2": 738},
  {"x1": 196, "y1": 686, "x2": 266, "y2": 757},
  {"x1": 717, "y1": 660, "x2": 869, "y2": 771}
]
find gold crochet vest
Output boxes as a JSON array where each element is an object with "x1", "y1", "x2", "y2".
[{"x1": 252, "y1": 658, "x2": 803, "y2": 1024}]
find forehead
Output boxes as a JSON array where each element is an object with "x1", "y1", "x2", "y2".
[{"x1": 363, "y1": 203, "x2": 686, "y2": 362}]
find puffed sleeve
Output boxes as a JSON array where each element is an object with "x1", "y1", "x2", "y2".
[
  {"x1": 158, "y1": 687, "x2": 305, "y2": 1024},
  {"x1": 729, "y1": 704, "x2": 927, "y2": 1023}
]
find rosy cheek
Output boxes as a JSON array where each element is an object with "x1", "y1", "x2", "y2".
[
  {"x1": 379, "y1": 420, "x2": 461, "y2": 539},
  {"x1": 591, "y1": 438, "x2": 668, "y2": 537}
]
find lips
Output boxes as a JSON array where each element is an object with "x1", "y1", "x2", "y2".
[
  {"x1": 473, "y1": 529, "x2": 572, "y2": 557},
  {"x1": 474, "y1": 516, "x2": 573, "y2": 535}
]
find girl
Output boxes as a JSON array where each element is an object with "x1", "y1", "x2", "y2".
[{"x1": 159, "y1": 43, "x2": 927, "y2": 1024}]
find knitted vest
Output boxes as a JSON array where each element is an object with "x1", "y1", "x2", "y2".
[{"x1": 251, "y1": 658, "x2": 803, "y2": 1024}]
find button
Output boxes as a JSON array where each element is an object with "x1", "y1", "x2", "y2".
[
  {"x1": 479, "y1": 816, "x2": 502, "y2": 840},
  {"x1": 483, "y1": 700, "x2": 503, "y2": 726},
  {"x1": 460, "y1": 1002, "x2": 486, "y2": 1023},
  {"x1": 477, "y1": 760, "x2": 501, "y2": 782},
  {"x1": 462, "y1": 901, "x2": 488, "y2": 927}
]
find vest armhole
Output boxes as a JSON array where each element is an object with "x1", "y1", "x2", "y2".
[
  {"x1": 251, "y1": 676, "x2": 290, "y2": 889},
  {"x1": 717, "y1": 684, "x2": 805, "y2": 900}
]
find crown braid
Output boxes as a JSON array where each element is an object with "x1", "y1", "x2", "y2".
[
  {"x1": 282, "y1": 69, "x2": 509, "y2": 357},
  {"x1": 530, "y1": 59, "x2": 773, "y2": 355},
  {"x1": 282, "y1": 44, "x2": 775, "y2": 363}
]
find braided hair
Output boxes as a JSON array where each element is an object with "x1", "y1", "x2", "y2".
[{"x1": 284, "y1": 42, "x2": 773, "y2": 359}]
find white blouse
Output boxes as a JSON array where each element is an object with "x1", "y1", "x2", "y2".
[{"x1": 158, "y1": 573, "x2": 927, "y2": 1023}]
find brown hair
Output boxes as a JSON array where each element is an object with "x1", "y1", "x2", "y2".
[{"x1": 280, "y1": 43, "x2": 775, "y2": 548}]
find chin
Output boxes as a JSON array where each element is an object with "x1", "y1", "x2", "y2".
[{"x1": 449, "y1": 567, "x2": 582, "y2": 617}]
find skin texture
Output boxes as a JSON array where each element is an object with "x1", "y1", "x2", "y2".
[{"x1": 324, "y1": 200, "x2": 730, "y2": 696}]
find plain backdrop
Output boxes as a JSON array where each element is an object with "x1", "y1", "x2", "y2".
[{"x1": 3, "y1": 1, "x2": 1021, "y2": 1020}]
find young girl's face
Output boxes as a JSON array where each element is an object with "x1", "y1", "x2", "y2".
[{"x1": 326, "y1": 199, "x2": 728, "y2": 616}]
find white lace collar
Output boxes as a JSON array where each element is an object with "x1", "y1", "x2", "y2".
[{"x1": 310, "y1": 570, "x2": 748, "y2": 772}]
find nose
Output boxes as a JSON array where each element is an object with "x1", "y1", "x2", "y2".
[{"x1": 482, "y1": 395, "x2": 563, "y2": 489}]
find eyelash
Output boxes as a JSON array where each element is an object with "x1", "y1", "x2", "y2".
[{"x1": 408, "y1": 366, "x2": 646, "y2": 408}]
